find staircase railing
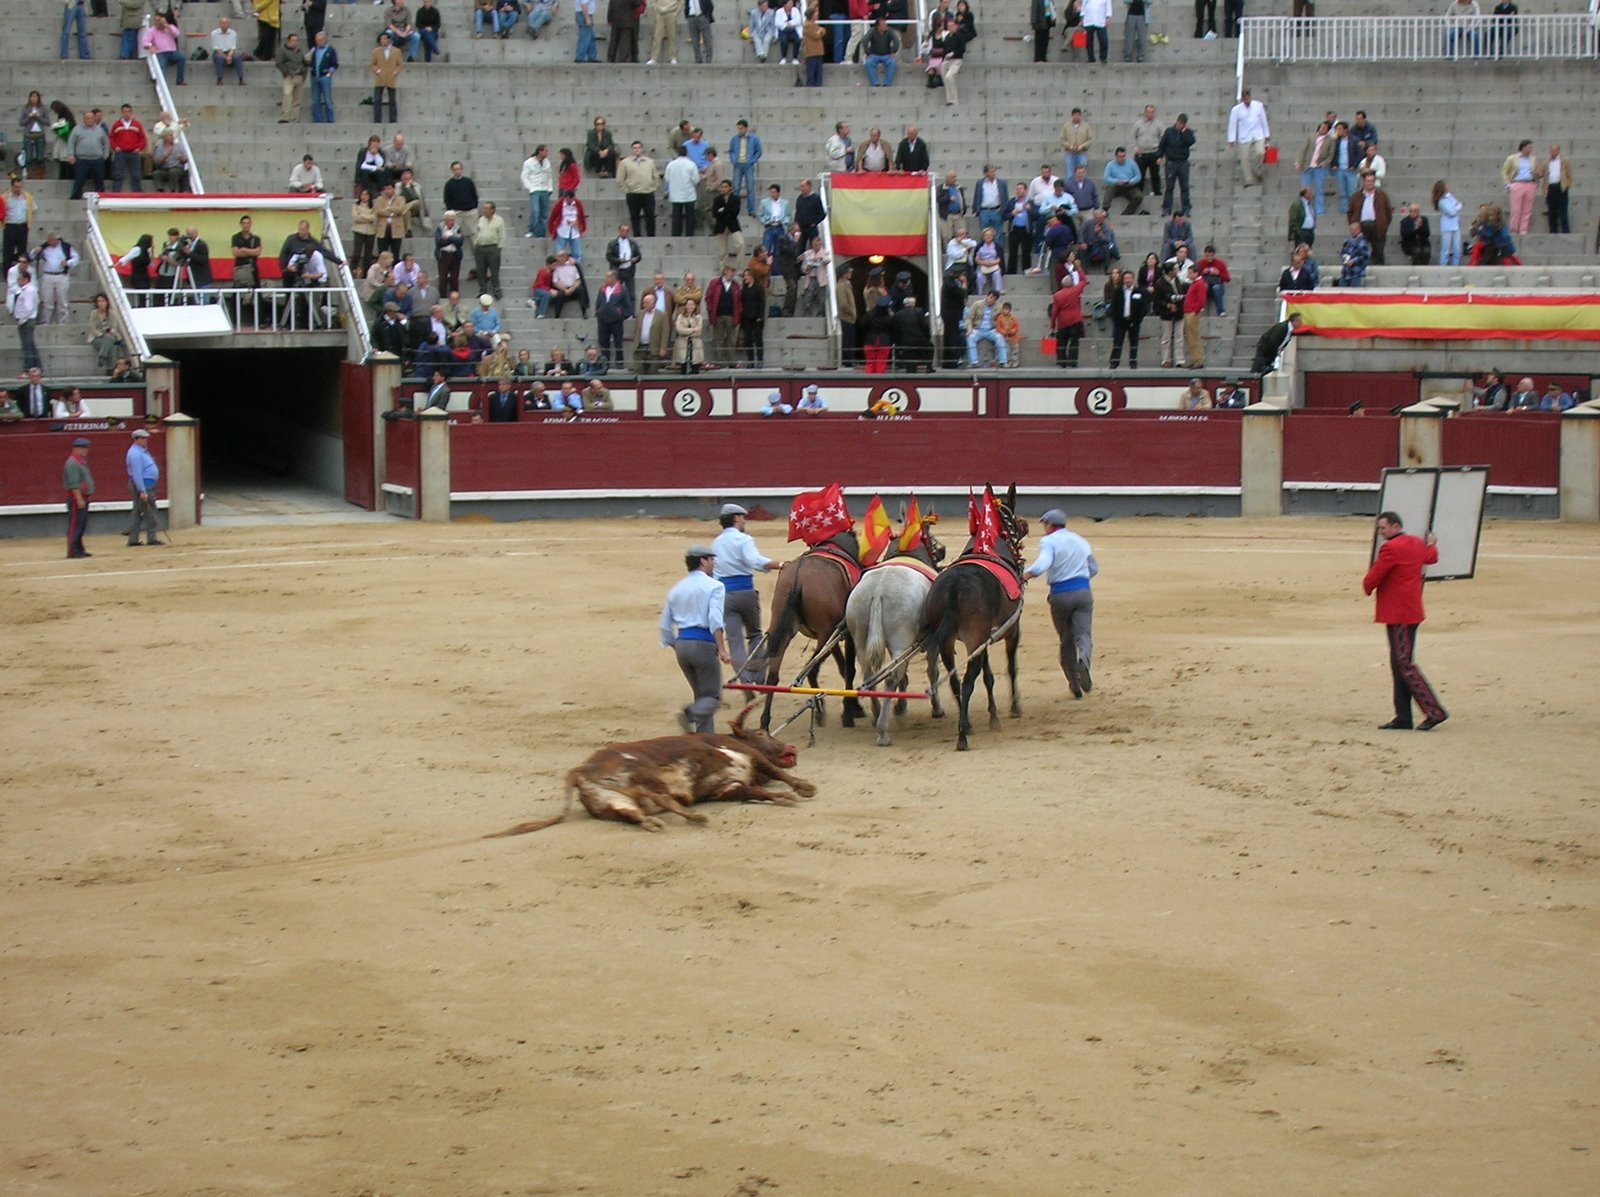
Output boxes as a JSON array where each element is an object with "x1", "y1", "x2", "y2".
[
  {"x1": 82, "y1": 200, "x2": 149, "y2": 362},
  {"x1": 144, "y1": 46, "x2": 205, "y2": 195},
  {"x1": 1240, "y1": 14, "x2": 1599, "y2": 69}
]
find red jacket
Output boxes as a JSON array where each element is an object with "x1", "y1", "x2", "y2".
[
  {"x1": 1049, "y1": 277, "x2": 1088, "y2": 329},
  {"x1": 1363, "y1": 532, "x2": 1437, "y2": 624},
  {"x1": 547, "y1": 197, "x2": 588, "y2": 238},
  {"x1": 558, "y1": 162, "x2": 582, "y2": 194},
  {"x1": 109, "y1": 117, "x2": 147, "y2": 155},
  {"x1": 1182, "y1": 276, "x2": 1208, "y2": 315},
  {"x1": 705, "y1": 276, "x2": 743, "y2": 325}
]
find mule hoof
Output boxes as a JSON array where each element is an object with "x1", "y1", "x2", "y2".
[
  {"x1": 876, "y1": 733, "x2": 891, "y2": 747},
  {"x1": 956, "y1": 738, "x2": 969, "y2": 751},
  {"x1": 989, "y1": 716, "x2": 1001, "y2": 731},
  {"x1": 842, "y1": 714, "x2": 855, "y2": 728},
  {"x1": 931, "y1": 709, "x2": 945, "y2": 719}
]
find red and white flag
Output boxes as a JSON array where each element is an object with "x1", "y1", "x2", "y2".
[
  {"x1": 788, "y1": 482, "x2": 852, "y2": 545},
  {"x1": 968, "y1": 486, "x2": 1000, "y2": 557}
]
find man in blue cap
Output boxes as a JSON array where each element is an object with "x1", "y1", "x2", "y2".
[
  {"x1": 124, "y1": 428, "x2": 163, "y2": 547},
  {"x1": 711, "y1": 503, "x2": 785, "y2": 680},
  {"x1": 1023, "y1": 508, "x2": 1098, "y2": 697},
  {"x1": 660, "y1": 544, "x2": 732, "y2": 733}
]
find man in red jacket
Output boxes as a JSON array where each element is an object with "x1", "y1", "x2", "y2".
[
  {"x1": 1049, "y1": 272, "x2": 1089, "y2": 368},
  {"x1": 108, "y1": 103, "x2": 148, "y2": 194},
  {"x1": 1362, "y1": 511, "x2": 1448, "y2": 731}
]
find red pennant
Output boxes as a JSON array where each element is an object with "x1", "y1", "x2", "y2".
[{"x1": 788, "y1": 482, "x2": 853, "y2": 545}]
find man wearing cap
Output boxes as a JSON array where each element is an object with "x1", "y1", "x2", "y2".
[
  {"x1": 797, "y1": 384, "x2": 828, "y2": 414},
  {"x1": 1023, "y1": 509, "x2": 1098, "y2": 698},
  {"x1": 661, "y1": 545, "x2": 731, "y2": 733},
  {"x1": 713, "y1": 503, "x2": 784, "y2": 680},
  {"x1": 63, "y1": 437, "x2": 95, "y2": 559},
  {"x1": 125, "y1": 428, "x2": 162, "y2": 547}
]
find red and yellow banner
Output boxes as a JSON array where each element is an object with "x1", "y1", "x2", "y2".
[
  {"x1": 1285, "y1": 291, "x2": 1600, "y2": 341},
  {"x1": 829, "y1": 174, "x2": 927, "y2": 258}
]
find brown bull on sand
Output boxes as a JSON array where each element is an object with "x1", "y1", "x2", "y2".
[{"x1": 488, "y1": 706, "x2": 816, "y2": 834}]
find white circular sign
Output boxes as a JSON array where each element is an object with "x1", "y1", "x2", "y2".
[
  {"x1": 1084, "y1": 386, "x2": 1114, "y2": 416},
  {"x1": 671, "y1": 388, "x2": 705, "y2": 418}
]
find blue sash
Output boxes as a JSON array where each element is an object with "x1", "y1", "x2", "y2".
[
  {"x1": 677, "y1": 627, "x2": 714, "y2": 642},
  {"x1": 1050, "y1": 577, "x2": 1090, "y2": 594},
  {"x1": 719, "y1": 574, "x2": 755, "y2": 592}
]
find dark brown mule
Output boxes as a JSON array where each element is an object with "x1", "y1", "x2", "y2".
[
  {"x1": 917, "y1": 486, "x2": 1029, "y2": 751},
  {"x1": 759, "y1": 531, "x2": 866, "y2": 732}
]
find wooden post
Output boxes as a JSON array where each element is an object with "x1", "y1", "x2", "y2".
[
  {"x1": 417, "y1": 408, "x2": 451, "y2": 523},
  {"x1": 162, "y1": 412, "x2": 200, "y2": 529},
  {"x1": 369, "y1": 351, "x2": 401, "y2": 511},
  {"x1": 1239, "y1": 403, "x2": 1286, "y2": 518},
  {"x1": 1560, "y1": 402, "x2": 1600, "y2": 522}
]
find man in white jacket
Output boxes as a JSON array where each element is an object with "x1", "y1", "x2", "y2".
[
  {"x1": 1227, "y1": 87, "x2": 1272, "y2": 187},
  {"x1": 520, "y1": 144, "x2": 553, "y2": 238}
]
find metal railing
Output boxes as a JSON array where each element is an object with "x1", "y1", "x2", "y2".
[
  {"x1": 819, "y1": 173, "x2": 841, "y2": 364},
  {"x1": 125, "y1": 286, "x2": 352, "y2": 334},
  {"x1": 81, "y1": 199, "x2": 150, "y2": 362},
  {"x1": 320, "y1": 195, "x2": 375, "y2": 361},
  {"x1": 1240, "y1": 14, "x2": 1599, "y2": 69},
  {"x1": 144, "y1": 41, "x2": 205, "y2": 195}
]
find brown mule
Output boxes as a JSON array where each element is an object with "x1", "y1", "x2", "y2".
[{"x1": 758, "y1": 531, "x2": 866, "y2": 733}]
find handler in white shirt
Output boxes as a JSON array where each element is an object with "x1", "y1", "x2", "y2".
[
  {"x1": 711, "y1": 502, "x2": 784, "y2": 679},
  {"x1": 660, "y1": 545, "x2": 731, "y2": 733},
  {"x1": 1227, "y1": 87, "x2": 1272, "y2": 187},
  {"x1": 1024, "y1": 508, "x2": 1099, "y2": 699}
]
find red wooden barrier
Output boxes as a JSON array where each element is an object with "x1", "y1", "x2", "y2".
[
  {"x1": 1283, "y1": 413, "x2": 1397, "y2": 485},
  {"x1": 1444, "y1": 414, "x2": 1561, "y2": 489},
  {"x1": 384, "y1": 415, "x2": 420, "y2": 514},
  {"x1": 0, "y1": 428, "x2": 166, "y2": 507}
]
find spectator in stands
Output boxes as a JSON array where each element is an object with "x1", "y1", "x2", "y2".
[
  {"x1": 370, "y1": 32, "x2": 403, "y2": 124},
  {"x1": 429, "y1": 210, "x2": 462, "y2": 295},
  {"x1": 856, "y1": 127, "x2": 890, "y2": 173},
  {"x1": 1472, "y1": 369, "x2": 1509, "y2": 410},
  {"x1": 356, "y1": 135, "x2": 388, "y2": 197},
  {"x1": 574, "y1": 0, "x2": 601, "y2": 61},
  {"x1": 1539, "y1": 383, "x2": 1575, "y2": 412},
  {"x1": 803, "y1": 7, "x2": 828, "y2": 87},
  {"x1": 383, "y1": 2, "x2": 423, "y2": 58},
  {"x1": 1431, "y1": 180, "x2": 1464, "y2": 266},
  {"x1": 1444, "y1": 0, "x2": 1481, "y2": 58},
  {"x1": 548, "y1": 189, "x2": 588, "y2": 262},
  {"x1": 10, "y1": 366, "x2": 48, "y2": 419},
  {"x1": 543, "y1": 347, "x2": 575, "y2": 378},
  {"x1": 1544, "y1": 144, "x2": 1572, "y2": 234},
  {"x1": 1106, "y1": 270, "x2": 1146, "y2": 369},
  {"x1": 1216, "y1": 380, "x2": 1249, "y2": 408},
  {"x1": 372, "y1": 184, "x2": 408, "y2": 261},
  {"x1": 554, "y1": 379, "x2": 583, "y2": 414},
  {"x1": 632, "y1": 291, "x2": 669, "y2": 372},
  {"x1": 649, "y1": 0, "x2": 684, "y2": 63},
  {"x1": 972, "y1": 227, "x2": 1004, "y2": 294},
  {"x1": 584, "y1": 378, "x2": 613, "y2": 411},
  {"x1": 373, "y1": 302, "x2": 409, "y2": 355},
  {"x1": 1359, "y1": 145, "x2": 1387, "y2": 188},
  {"x1": 1335, "y1": 221, "x2": 1372, "y2": 287},
  {"x1": 673, "y1": 297, "x2": 704, "y2": 373},
  {"x1": 1158, "y1": 114, "x2": 1195, "y2": 217},
  {"x1": 486, "y1": 382, "x2": 518, "y2": 422},
  {"x1": 584, "y1": 118, "x2": 617, "y2": 180},
  {"x1": 963, "y1": 290, "x2": 1007, "y2": 367},
  {"x1": 415, "y1": 4, "x2": 444, "y2": 59},
  {"x1": 863, "y1": 18, "x2": 900, "y2": 86},
  {"x1": 212, "y1": 14, "x2": 247, "y2": 84},
  {"x1": 31, "y1": 231, "x2": 78, "y2": 326},
  {"x1": 523, "y1": 382, "x2": 553, "y2": 411},
  {"x1": 607, "y1": 0, "x2": 641, "y2": 59},
  {"x1": 150, "y1": 134, "x2": 189, "y2": 193},
  {"x1": 1507, "y1": 376, "x2": 1539, "y2": 410},
  {"x1": 1399, "y1": 204, "x2": 1433, "y2": 266},
  {"x1": 1469, "y1": 203, "x2": 1518, "y2": 265},
  {"x1": 1180, "y1": 273, "x2": 1207, "y2": 367},
  {"x1": 998, "y1": 183, "x2": 1032, "y2": 277},
  {"x1": 592, "y1": 268, "x2": 630, "y2": 367},
  {"x1": 1227, "y1": 87, "x2": 1271, "y2": 187},
  {"x1": 143, "y1": 13, "x2": 187, "y2": 87},
  {"x1": 308, "y1": 32, "x2": 339, "y2": 125},
  {"x1": 578, "y1": 344, "x2": 610, "y2": 378},
  {"x1": 108, "y1": 105, "x2": 147, "y2": 194},
  {"x1": 1048, "y1": 268, "x2": 1088, "y2": 369},
  {"x1": 1501, "y1": 139, "x2": 1541, "y2": 236},
  {"x1": 1279, "y1": 243, "x2": 1320, "y2": 291},
  {"x1": 477, "y1": 337, "x2": 516, "y2": 381},
  {"x1": 549, "y1": 249, "x2": 587, "y2": 316},
  {"x1": 1182, "y1": 378, "x2": 1212, "y2": 409},
  {"x1": 1159, "y1": 211, "x2": 1191, "y2": 263},
  {"x1": 52, "y1": 387, "x2": 91, "y2": 418},
  {"x1": 397, "y1": 168, "x2": 428, "y2": 227},
  {"x1": 86, "y1": 293, "x2": 121, "y2": 371},
  {"x1": 1287, "y1": 185, "x2": 1317, "y2": 250},
  {"x1": 1329, "y1": 121, "x2": 1359, "y2": 211},
  {"x1": 289, "y1": 154, "x2": 325, "y2": 194},
  {"x1": 110, "y1": 356, "x2": 142, "y2": 384},
  {"x1": 1251, "y1": 313, "x2": 1302, "y2": 375},
  {"x1": 1296, "y1": 120, "x2": 1333, "y2": 217},
  {"x1": 1101, "y1": 148, "x2": 1143, "y2": 216},
  {"x1": 1064, "y1": 164, "x2": 1098, "y2": 218},
  {"x1": 1078, "y1": 211, "x2": 1119, "y2": 269},
  {"x1": 1346, "y1": 172, "x2": 1392, "y2": 265},
  {"x1": 1058, "y1": 110, "x2": 1093, "y2": 180},
  {"x1": 1196, "y1": 244, "x2": 1230, "y2": 316},
  {"x1": 347, "y1": 188, "x2": 377, "y2": 276}
]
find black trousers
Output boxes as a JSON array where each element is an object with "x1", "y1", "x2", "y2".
[
  {"x1": 1162, "y1": 162, "x2": 1191, "y2": 215},
  {"x1": 609, "y1": 26, "x2": 639, "y2": 61},
  {"x1": 598, "y1": 316, "x2": 626, "y2": 365},
  {"x1": 1055, "y1": 322, "x2": 1083, "y2": 367},
  {"x1": 1194, "y1": 0, "x2": 1216, "y2": 35},
  {"x1": 1386, "y1": 624, "x2": 1446, "y2": 726},
  {"x1": 1109, "y1": 317, "x2": 1143, "y2": 367},
  {"x1": 941, "y1": 323, "x2": 963, "y2": 369},
  {"x1": 625, "y1": 192, "x2": 656, "y2": 237},
  {"x1": 1547, "y1": 187, "x2": 1571, "y2": 234},
  {"x1": 1359, "y1": 220, "x2": 1385, "y2": 264},
  {"x1": 1006, "y1": 226, "x2": 1032, "y2": 275},
  {"x1": 839, "y1": 322, "x2": 857, "y2": 367},
  {"x1": 372, "y1": 86, "x2": 398, "y2": 123},
  {"x1": 670, "y1": 201, "x2": 695, "y2": 237},
  {"x1": 1136, "y1": 152, "x2": 1162, "y2": 196}
]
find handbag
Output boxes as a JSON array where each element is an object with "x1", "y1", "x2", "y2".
[{"x1": 232, "y1": 263, "x2": 255, "y2": 287}]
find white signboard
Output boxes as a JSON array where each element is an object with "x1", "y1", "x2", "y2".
[{"x1": 1374, "y1": 466, "x2": 1489, "y2": 581}]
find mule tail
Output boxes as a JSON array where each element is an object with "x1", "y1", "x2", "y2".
[
  {"x1": 861, "y1": 590, "x2": 888, "y2": 680},
  {"x1": 484, "y1": 784, "x2": 577, "y2": 837},
  {"x1": 918, "y1": 593, "x2": 961, "y2": 661}
]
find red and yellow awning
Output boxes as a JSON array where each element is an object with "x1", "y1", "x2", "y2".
[
  {"x1": 1285, "y1": 291, "x2": 1600, "y2": 341},
  {"x1": 829, "y1": 174, "x2": 927, "y2": 257}
]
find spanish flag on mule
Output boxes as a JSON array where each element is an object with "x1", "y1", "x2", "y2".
[
  {"x1": 829, "y1": 174, "x2": 928, "y2": 258},
  {"x1": 858, "y1": 496, "x2": 893, "y2": 565},
  {"x1": 897, "y1": 496, "x2": 926, "y2": 554}
]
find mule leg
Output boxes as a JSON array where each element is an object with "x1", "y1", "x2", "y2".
[
  {"x1": 1006, "y1": 627, "x2": 1022, "y2": 718},
  {"x1": 839, "y1": 637, "x2": 864, "y2": 727},
  {"x1": 927, "y1": 649, "x2": 947, "y2": 719},
  {"x1": 957, "y1": 656, "x2": 983, "y2": 751},
  {"x1": 982, "y1": 653, "x2": 1000, "y2": 730},
  {"x1": 807, "y1": 660, "x2": 826, "y2": 727}
]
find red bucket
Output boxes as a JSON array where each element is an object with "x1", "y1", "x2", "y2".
[
  {"x1": 1070, "y1": 30, "x2": 1087, "y2": 48},
  {"x1": 1263, "y1": 145, "x2": 1280, "y2": 165},
  {"x1": 1041, "y1": 337, "x2": 1058, "y2": 355}
]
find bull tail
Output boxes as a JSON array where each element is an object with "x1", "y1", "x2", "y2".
[{"x1": 483, "y1": 784, "x2": 577, "y2": 838}]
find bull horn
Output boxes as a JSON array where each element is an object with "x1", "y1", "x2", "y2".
[{"x1": 732, "y1": 702, "x2": 757, "y2": 735}]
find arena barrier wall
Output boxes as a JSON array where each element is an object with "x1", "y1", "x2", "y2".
[
  {"x1": 382, "y1": 414, "x2": 421, "y2": 519},
  {"x1": 1444, "y1": 414, "x2": 1561, "y2": 491},
  {"x1": 0, "y1": 427, "x2": 166, "y2": 514}
]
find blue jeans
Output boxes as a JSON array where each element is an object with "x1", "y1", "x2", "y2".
[
  {"x1": 1300, "y1": 166, "x2": 1327, "y2": 214},
  {"x1": 865, "y1": 53, "x2": 896, "y2": 85},
  {"x1": 762, "y1": 224, "x2": 784, "y2": 256},
  {"x1": 119, "y1": 28, "x2": 138, "y2": 59},
  {"x1": 529, "y1": 287, "x2": 551, "y2": 315},
  {"x1": 576, "y1": 19, "x2": 598, "y2": 61},
  {"x1": 832, "y1": 23, "x2": 848, "y2": 60},
  {"x1": 779, "y1": 29, "x2": 801, "y2": 59},
  {"x1": 528, "y1": 190, "x2": 551, "y2": 235},
  {"x1": 977, "y1": 209, "x2": 1003, "y2": 236},
  {"x1": 733, "y1": 162, "x2": 757, "y2": 211},
  {"x1": 1446, "y1": 28, "x2": 1480, "y2": 58},
  {"x1": 1205, "y1": 278, "x2": 1226, "y2": 314},
  {"x1": 214, "y1": 51, "x2": 246, "y2": 82},
  {"x1": 391, "y1": 29, "x2": 423, "y2": 57},
  {"x1": 61, "y1": 5, "x2": 90, "y2": 59},
  {"x1": 419, "y1": 29, "x2": 441, "y2": 60},
  {"x1": 528, "y1": 7, "x2": 553, "y2": 34},
  {"x1": 311, "y1": 75, "x2": 335, "y2": 122},
  {"x1": 804, "y1": 55, "x2": 822, "y2": 85},
  {"x1": 553, "y1": 233, "x2": 582, "y2": 262},
  {"x1": 1438, "y1": 229, "x2": 1462, "y2": 266},
  {"x1": 966, "y1": 328, "x2": 1007, "y2": 365},
  {"x1": 1334, "y1": 168, "x2": 1358, "y2": 210},
  {"x1": 157, "y1": 49, "x2": 186, "y2": 84},
  {"x1": 1062, "y1": 151, "x2": 1087, "y2": 179}
]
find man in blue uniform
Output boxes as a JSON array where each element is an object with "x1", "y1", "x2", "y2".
[
  {"x1": 711, "y1": 502, "x2": 785, "y2": 680},
  {"x1": 1024, "y1": 508, "x2": 1099, "y2": 698},
  {"x1": 124, "y1": 428, "x2": 162, "y2": 546},
  {"x1": 660, "y1": 544, "x2": 731, "y2": 733}
]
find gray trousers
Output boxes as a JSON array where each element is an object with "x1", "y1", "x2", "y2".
[
  {"x1": 722, "y1": 587, "x2": 763, "y2": 679},
  {"x1": 687, "y1": 13, "x2": 713, "y2": 61},
  {"x1": 675, "y1": 638, "x2": 722, "y2": 732},
  {"x1": 1048, "y1": 588, "x2": 1094, "y2": 694},
  {"x1": 126, "y1": 479, "x2": 161, "y2": 543}
]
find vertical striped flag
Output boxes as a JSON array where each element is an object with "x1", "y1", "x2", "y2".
[
  {"x1": 897, "y1": 495, "x2": 925, "y2": 554},
  {"x1": 828, "y1": 174, "x2": 929, "y2": 258},
  {"x1": 859, "y1": 495, "x2": 893, "y2": 565}
]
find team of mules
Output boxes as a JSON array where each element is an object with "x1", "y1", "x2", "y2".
[{"x1": 759, "y1": 486, "x2": 1029, "y2": 752}]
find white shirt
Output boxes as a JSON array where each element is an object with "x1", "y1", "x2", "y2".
[
  {"x1": 1081, "y1": 0, "x2": 1111, "y2": 26},
  {"x1": 289, "y1": 163, "x2": 324, "y2": 191},
  {"x1": 825, "y1": 134, "x2": 850, "y2": 172},
  {"x1": 660, "y1": 570, "x2": 726, "y2": 646},
  {"x1": 711, "y1": 526, "x2": 771, "y2": 578},
  {"x1": 1361, "y1": 192, "x2": 1377, "y2": 221},
  {"x1": 1548, "y1": 157, "x2": 1563, "y2": 186},
  {"x1": 11, "y1": 282, "x2": 39, "y2": 322},
  {"x1": 664, "y1": 156, "x2": 701, "y2": 203},
  {"x1": 1227, "y1": 100, "x2": 1270, "y2": 145},
  {"x1": 211, "y1": 26, "x2": 238, "y2": 53},
  {"x1": 52, "y1": 396, "x2": 89, "y2": 418},
  {"x1": 521, "y1": 155, "x2": 553, "y2": 193},
  {"x1": 1025, "y1": 528, "x2": 1098, "y2": 585},
  {"x1": 1026, "y1": 174, "x2": 1057, "y2": 206}
]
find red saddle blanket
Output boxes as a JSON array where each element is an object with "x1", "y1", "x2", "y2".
[
  {"x1": 807, "y1": 543, "x2": 864, "y2": 588},
  {"x1": 953, "y1": 554, "x2": 1023, "y2": 601}
]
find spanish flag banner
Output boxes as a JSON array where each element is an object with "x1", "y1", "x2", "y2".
[
  {"x1": 1284, "y1": 291, "x2": 1600, "y2": 341},
  {"x1": 829, "y1": 174, "x2": 929, "y2": 258},
  {"x1": 897, "y1": 496, "x2": 925, "y2": 554},
  {"x1": 859, "y1": 495, "x2": 893, "y2": 565}
]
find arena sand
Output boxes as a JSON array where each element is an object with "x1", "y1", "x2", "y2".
[{"x1": 1, "y1": 515, "x2": 1595, "y2": 1197}]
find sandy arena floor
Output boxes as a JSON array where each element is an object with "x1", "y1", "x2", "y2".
[{"x1": 2, "y1": 514, "x2": 1596, "y2": 1196}]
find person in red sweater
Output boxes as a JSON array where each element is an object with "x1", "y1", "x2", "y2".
[
  {"x1": 1196, "y1": 243, "x2": 1231, "y2": 315},
  {"x1": 1362, "y1": 511, "x2": 1448, "y2": 731},
  {"x1": 1181, "y1": 273, "x2": 1207, "y2": 368},
  {"x1": 1049, "y1": 272, "x2": 1089, "y2": 368},
  {"x1": 108, "y1": 104, "x2": 148, "y2": 194}
]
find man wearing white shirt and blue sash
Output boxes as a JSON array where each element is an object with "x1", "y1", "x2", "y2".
[
  {"x1": 712, "y1": 502, "x2": 784, "y2": 679},
  {"x1": 661, "y1": 545, "x2": 731, "y2": 733},
  {"x1": 1024, "y1": 508, "x2": 1099, "y2": 699}
]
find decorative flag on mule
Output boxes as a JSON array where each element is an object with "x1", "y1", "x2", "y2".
[
  {"x1": 897, "y1": 495, "x2": 925, "y2": 554},
  {"x1": 788, "y1": 482, "x2": 852, "y2": 545},
  {"x1": 968, "y1": 486, "x2": 1001, "y2": 556},
  {"x1": 859, "y1": 496, "x2": 893, "y2": 565}
]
